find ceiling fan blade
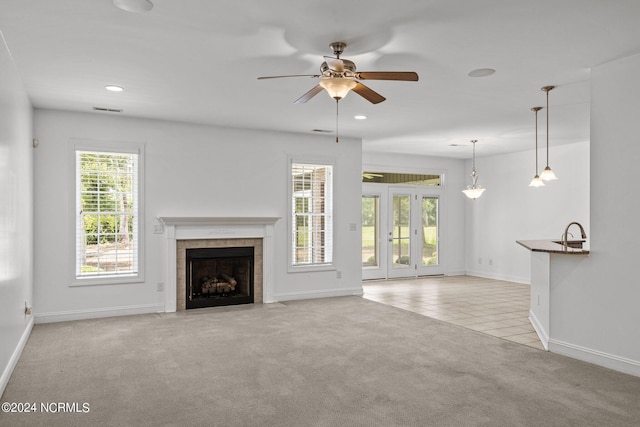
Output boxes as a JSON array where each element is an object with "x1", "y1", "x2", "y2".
[
  {"x1": 323, "y1": 56, "x2": 344, "y2": 72},
  {"x1": 294, "y1": 84, "x2": 324, "y2": 104},
  {"x1": 355, "y1": 71, "x2": 419, "y2": 81},
  {"x1": 257, "y1": 74, "x2": 320, "y2": 80},
  {"x1": 352, "y1": 82, "x2": 386, "y2": 104}
]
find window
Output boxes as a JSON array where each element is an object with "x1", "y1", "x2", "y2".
[
  {"x1": 72, "y1": 141, "x2": 144, "y2": 285},
  {"x1": 291, "y1": 162, "x2": 333, "y2": 267},
  {"x1": 362, "y1": 171, "x2": 441, "y2": 186}
]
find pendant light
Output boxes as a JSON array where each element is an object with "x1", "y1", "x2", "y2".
[
  {"x1": 462, "y1": 140, "x2": 486, "y2": 199},
  {"x1": 529, "y1": 107, "x2": 545, "y2": 187},
  {"x1": 540, "y1": 85, "x2": 558, "y2": 180}
]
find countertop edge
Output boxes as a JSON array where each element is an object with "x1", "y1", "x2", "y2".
[{"x1": 516, "y1": 239, "x2": 590, "y2": 255}]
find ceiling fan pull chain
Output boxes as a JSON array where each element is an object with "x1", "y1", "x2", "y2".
[{"x1": 335, "y1": 99, "x2": 340, "y2": 143}]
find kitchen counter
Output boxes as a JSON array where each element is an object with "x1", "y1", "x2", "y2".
[
  {"x1": 517, "y1": 237, "x2": 589, "y2": 350},
  {"x1": 516, "y1": 239, "x2": 589, "y2": 255}
]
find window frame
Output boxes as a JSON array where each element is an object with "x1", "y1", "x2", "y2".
[
  {"x1": 69, "y1": 139, "x2": 145, "y2": 286},
  {"x1": 288, "y1": 158, "x2": 335, "y2": 272}
]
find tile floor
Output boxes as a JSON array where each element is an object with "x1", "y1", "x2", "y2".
[{"x1": 362, "y1": 275, "x2": 545, "y2": 350}]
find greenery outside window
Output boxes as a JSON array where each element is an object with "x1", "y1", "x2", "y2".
[
  {"x1": 291, "y1": 162, "x2": 333, "y2": 268},
  {"x1": 72, "y1": 141, "x2": 144, "y2": 285}
]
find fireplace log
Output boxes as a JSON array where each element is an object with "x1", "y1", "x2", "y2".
[
  {"x1": 214, "y1": 282, "x2": 229, "y2": 293},
  {"x1": 220, "y1": 273, "x2": 237, "y2": 287}
]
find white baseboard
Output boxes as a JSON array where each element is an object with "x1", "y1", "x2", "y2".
[
  {"x1": 1, "y1": 316, "x2": 34, "y2": 398},
  {"x1": 445, "y1": 270, "x2": 467, "y2": 276},
  {"x1": 464, "y1": 270, "x2": 530, "y2": 285},
  {"x1": 35, "y1": 303, "x2": 164, "y2": 324},
  {"x1": 528, "y1": 311, "x2": 549, "y2": 350},
  {"x1": 549, "y1": 339, "x2": 640, "y2": 378},
  {"x1": 273, "y1": 287, "x2": 364, "y2": 302}
]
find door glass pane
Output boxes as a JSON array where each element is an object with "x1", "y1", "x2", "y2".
[
  {"x1": 392, "y1": 195, "x2": 411, "y2": 268},
  {"x1": 422, "y1": 197, "x2": 438, "y2": 266},
  {"x1": 362, "y1": 196, "x2": 379, "y2": 267}
]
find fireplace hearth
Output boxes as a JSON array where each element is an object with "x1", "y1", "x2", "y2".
[{"x1": 186, "y1": 246, "x2": 254, "y2": 309}]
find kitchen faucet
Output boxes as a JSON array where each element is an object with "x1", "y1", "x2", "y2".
[{"x1": 563, "y1": 222, "x2": 587, "y2": 251}]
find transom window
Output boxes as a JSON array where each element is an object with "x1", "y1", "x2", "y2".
[
  {"x1": 291, "y1": 162, "x2": 333, "y2": 266},
  {"x1": 72, "y1": 142, "x2": 144, "y2": 284},
  {"x1": 362, "y1": 171, "x2": 441, "y2": 186}
]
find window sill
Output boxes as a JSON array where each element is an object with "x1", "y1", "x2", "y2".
[
  {"x1": 70, "y1": 274, "x2": 143, "y2": 287},
  {"x1": 288, "y1": 264, "x2": 336, "y2": 274}
]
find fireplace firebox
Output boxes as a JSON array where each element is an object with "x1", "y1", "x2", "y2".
[{"x1": 185, "y1": 246, "x2": 254, "y2": 309}]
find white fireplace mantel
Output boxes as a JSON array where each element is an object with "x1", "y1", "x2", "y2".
[{"x1": 158, "y1": 216, "x2": 280, "y2": 312}]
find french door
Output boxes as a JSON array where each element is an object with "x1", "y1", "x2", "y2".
[{"x1": 362, "y1": 185, "x2": 443, "y2": 279}]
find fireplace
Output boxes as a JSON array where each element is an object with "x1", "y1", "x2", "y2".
[
  {"x1": 186, "y1": 246, "x2": 254, "y2": 309},
  {"x1": 158, "y1": 216, "x2": 279, "y2": 312}
]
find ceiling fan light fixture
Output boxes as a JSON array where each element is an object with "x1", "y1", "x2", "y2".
[
  {"x1": 319, "y1": 77, "x2": 357, "y2": 100},
  {"x1": 113, "y1": 0, "x2": 153, "y2": 13}
]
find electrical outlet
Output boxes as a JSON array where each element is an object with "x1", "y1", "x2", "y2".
[
  {"x1": 157, "y1": 282, "x2": 165, "y2": 292},
  {"x1": 478, "y1": 258, "x2": 482, "y2": 265},
  {"x1": 153, "y1": 224, "x2": 164, "y2": 234},
  {"x1": 489, "y1": 259, "x2": 493, "y2": 266},
  {"x1": 336, "y1": 270, "x2": 342, "y2": 279}
]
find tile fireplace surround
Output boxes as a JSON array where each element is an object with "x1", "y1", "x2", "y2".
[{"x1": 158, "y1": 217, "x2": 280, "y2": 312}]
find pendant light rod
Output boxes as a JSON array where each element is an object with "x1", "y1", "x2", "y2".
[
  {"x1": 471, "y1": 139, "x2": 476, "y2": 170},
  {"x1": 542, "y1": 86, "x2": 553, "y2": 165},
  {"x1": 540, "y1": 85, "x2": 558, "y2": 180},
  {"x1": 529, "y1": 107, "x2": 545, "y2": 187},
  {"x1": 533, "y1": 106, "x2": 541, "y2": 171}
]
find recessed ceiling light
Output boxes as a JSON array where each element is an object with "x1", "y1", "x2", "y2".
[
  {"x1": 113, "y1": 0, "x2": 153, "y2": 13},
  {"x1": 468, "y1": 68, "x2": 496, "y2": 78},
  {"x1": 354, "y1": 115, "x2": 367, "y2": 120},
  {"x1": 105, "y1": 85, "x2": 124, "y2": 92}
]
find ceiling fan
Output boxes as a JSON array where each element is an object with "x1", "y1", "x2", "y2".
[{"x1": 258, "y1": 42, "x2": 419, "y2": 105}]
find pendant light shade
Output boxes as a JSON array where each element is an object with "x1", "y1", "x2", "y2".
[
  {"x1": 540, "y1": 85, "x2": 558, "y2": 181},
  {"x1": 463, "y1": 140, "x2": 486, "y2": 199},
  {"x1": 529, "y1": 106, "x2": 545, "y2": 187}
]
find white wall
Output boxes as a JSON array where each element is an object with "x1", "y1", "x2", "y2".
[
  {"x1": 362, "y1": 152, "x2": 467, "y2": 275},
  {"x1": 545, "y1": 53, "x2": 640, "y2": 374},
  {"x1": 464, "y1": 141, "x2": 590, "y2": 283},
  {"x1": 33, "y1": 109, "x2": 362, "y2": 322},
  {"x1": 0, "y1": 35, "x2": 34, "y2": 396}
]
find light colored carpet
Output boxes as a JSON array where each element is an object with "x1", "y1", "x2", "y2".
[{"x1": 2, "y1": 296, "x2": 640, "y2": 426}]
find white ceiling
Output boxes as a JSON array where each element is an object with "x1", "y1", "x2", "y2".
[{"x1": 1, "y1": 0, "x2": 639, "y2": 159}]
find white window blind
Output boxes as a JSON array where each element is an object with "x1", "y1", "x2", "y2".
[
  {"x1": 291, "y1": 163, "x2": 333, "y2": 266},
  {"x1": 75, "y1": 150, "x2": 139, "y2": 278}
]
